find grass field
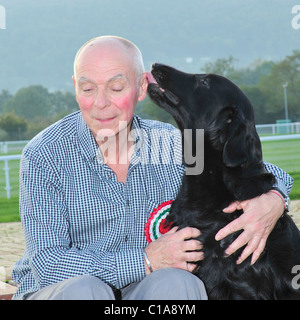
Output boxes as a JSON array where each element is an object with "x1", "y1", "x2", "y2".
[
  {"x1": 261, "y1": 139, "x2": 300, "y2": 200},
  {"x1": 261, "y1": 139, "x2": 300, "y2": 173},
  {"x1": 0, "y1": 139, "x2": 299, "y2": 223},
  {"x1": 0, "y1": 197, "x2": 20, "y2": 222}
]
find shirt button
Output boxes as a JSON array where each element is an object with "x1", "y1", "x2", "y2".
[{"x1": 125, "y1": 235, "x2": 128, "y2": 242}]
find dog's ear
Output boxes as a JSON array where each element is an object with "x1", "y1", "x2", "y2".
[{"x1": 222, "y1": 108, "x2": 259, "y2": 167}]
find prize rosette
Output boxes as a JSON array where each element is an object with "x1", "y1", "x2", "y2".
[{"x1": 145, "y1": 200, "x2": 173, "y2": 243}]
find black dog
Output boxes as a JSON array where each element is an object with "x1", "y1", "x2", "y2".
[{"x1": 147, "y1": 63, "x2": 300, "y2": 300}]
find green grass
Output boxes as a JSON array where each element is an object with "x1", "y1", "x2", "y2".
[
  {"x1": 288, "y1": 172, "x2": 300, "y2": 200},
  {"x1": 261, "y1": 139, "x2": 300, "y2": 199},
  {"x1": 261, "y1": 139, "x2": 300, "y2": 173},
  {"x1": 0, "y1": 197, "x2": 20, "y2": 222},
  {"x1": 0, "y1": 139, "x2": 299, "y2": 223},
  {"x1": 0, "y1": 159, "x2": 21, "y2": 223}
]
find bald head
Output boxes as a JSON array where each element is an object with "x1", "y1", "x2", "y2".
[{"x1": 73, "y1": 36, "x2": 145, "y2": 82}]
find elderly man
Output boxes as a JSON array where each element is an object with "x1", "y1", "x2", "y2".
[{"x1": 12, "y1": 36, "x2": 293, "y2": 300}]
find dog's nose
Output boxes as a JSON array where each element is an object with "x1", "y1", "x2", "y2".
[
  {"x1": 151, "y1": 63, "x2": 168, "y2": 72},
  {"x1": 152, "y1": 62, "x2": 162, "y2": 68}
]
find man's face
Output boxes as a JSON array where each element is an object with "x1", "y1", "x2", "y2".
[{"x1": 73, "y1": 42, "x2": 147, "y2": 139}]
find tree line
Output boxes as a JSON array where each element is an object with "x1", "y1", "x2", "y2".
[
  {"x1": 0, "y1": 87, "x2": 77, "y2": 140},
  {"x1": 0, "y1": 51, "x2": 299, "y2": 141},
  {"x1": 140, "y1": 50, "x2": 300, "y2": 126}
]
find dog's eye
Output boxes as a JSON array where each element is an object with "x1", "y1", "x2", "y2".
[
  {"x1": 194, "y1": 75, "x2": 210, "y2": 89},
  {"x1": 201, "y1": 79, "x2": 209, "y2": 87}
]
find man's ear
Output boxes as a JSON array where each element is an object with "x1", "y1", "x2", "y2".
[
  {"x1": 72, "y1": 75, "x2": 78, "y2": 97},
  {"x1": 138, "y1": 73, "x2": 148, "y2": 102},
  {"x1": 72, "y1": 75, "x2": 79, "y2": 104}
]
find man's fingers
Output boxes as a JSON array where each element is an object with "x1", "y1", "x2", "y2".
[
  {"x1": 187, "y1": 263, "x2": 198, "y2": 273},
  {"x1": 177, "y1": 227, "x2": 201, "y2": 240},
  {"x1": 215, "y1": 217, "x2": 243, "y2": 241},
  {"x1": 225, "y1": 233, "x2": 266, "y2": 265},
  {"x1": 185, "y1": 250, "x2": 204, "y2": 263},
  {"x1": 165, "y1": 226, "x2": 201, "y2": 240},
  {"x1": 166, "y1": 226, "x2": 179, "y2": 234},
  {"x1": 223, "y1": 231, "x2": 249, "y2": 258},
  {"x1": 184, "y1": 262, "x2": 199, "y2": 273},
  {"x1": 235, "y1": 235, "x2": 261, "y2": 264},
  {"x1": 223, "y1": 201, "x2": 239, "y2": 213},
  {"x1": 179, "y1": 255, "x2": 204, "y2": 273},
  {"x1": 183, "y1": 239, "x2": 203, "y2": 252},
  {"x1": 223, "y1": 200, "x2": 247, "y2": 213},
  {"x1": 250, "y1": 238, "x2": 267, "y2": 265}
]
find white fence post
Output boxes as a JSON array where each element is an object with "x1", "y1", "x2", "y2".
[
  {"x1": 3, "y1": 159, "x2": 11, "y2": 199},
  {"x1": 0, "y1": 142, "x2": 8, "y2": 154},
  {"x1": 0, "y1": 155, "x2": 22, "y2": 199}
]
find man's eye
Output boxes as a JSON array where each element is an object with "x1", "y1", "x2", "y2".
[
  {"x1": 109, "y1": 81, "x2": 126, "y2": 92},
  {"x1": 111, "y1": 86, "x2": 124, "y2": 92},
  {"x1": 81, "y1": 87, "x2": 95, "y2": 94}
]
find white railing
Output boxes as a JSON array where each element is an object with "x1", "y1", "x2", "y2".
[
  {"x1": 256, "y1": 122, "x2": 300, "y2": 135},
  {"x1": 0, "y1": 123, "x2": 300, "y2": 152},
  {"x1": 260, "y1": 134, "x2": 300, "y2": 141},
  {"x1": 0, "y1": 155, "x2": 21, "y2": 199},
  {"x1": 0, "y1": 128, "x2": 300, "y2": 200},
  {"x1": 0, "y1": 140, "x2": 29, "y2": 154}
]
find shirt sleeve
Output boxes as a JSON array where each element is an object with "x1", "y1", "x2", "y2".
[
  {"x1": 19, "y1": 148, "x2": 145, "y2": 291},
  {"x1": 264, "y1": 161, "x2": 294, "y2": 196}
]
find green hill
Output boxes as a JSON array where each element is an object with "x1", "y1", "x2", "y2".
[{"x1": 0, "y1": 0, "x2": 299, "y2": 93}]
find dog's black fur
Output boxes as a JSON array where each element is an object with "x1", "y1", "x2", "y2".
[{"x1": 148, "y1": 63, "x2": 300, "y2": 300}]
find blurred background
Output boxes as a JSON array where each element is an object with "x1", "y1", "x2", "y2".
[
  {"x1": 0, "y1": 0, "x2": 299, "y2": 133},
  {"x1": 0, "y1": 0, "x2": 299, "y2": 206}
]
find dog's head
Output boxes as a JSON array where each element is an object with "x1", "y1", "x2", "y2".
[{"x1": 148, "y1": 63, "x2": 275, "y2": 199}]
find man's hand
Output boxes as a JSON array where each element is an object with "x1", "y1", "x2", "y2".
[
  {"x1": 144, "y1": 227, "x2": 204, "y2": 274},
  {"x1": 215, "y1": 191, "x2": 285, "y2": 265}
]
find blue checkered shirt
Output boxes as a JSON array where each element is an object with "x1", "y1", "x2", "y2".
[{"x1": 12, "y1": 111, "x2": 293, "y2": 299}]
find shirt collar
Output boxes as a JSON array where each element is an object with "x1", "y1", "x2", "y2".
[
  {"x1": 76, "y1": 112, "x2": 144, "y2": 163},
  {"x1": 76, "y1": 112, "x2": 100, "y2": 161}
]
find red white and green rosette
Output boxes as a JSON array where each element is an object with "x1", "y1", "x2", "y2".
[{"x1": 145, "y1": 200, "x2": 173, "y2": 243}]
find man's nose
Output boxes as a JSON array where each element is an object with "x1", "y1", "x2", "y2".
[{"x1": 94, "y1": 88, "x2": 110, "y2": 109}]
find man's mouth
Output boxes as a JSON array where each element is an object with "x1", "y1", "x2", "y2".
[{"x1": 95, "y1": 117, "x2": 117, "y2": 123}]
